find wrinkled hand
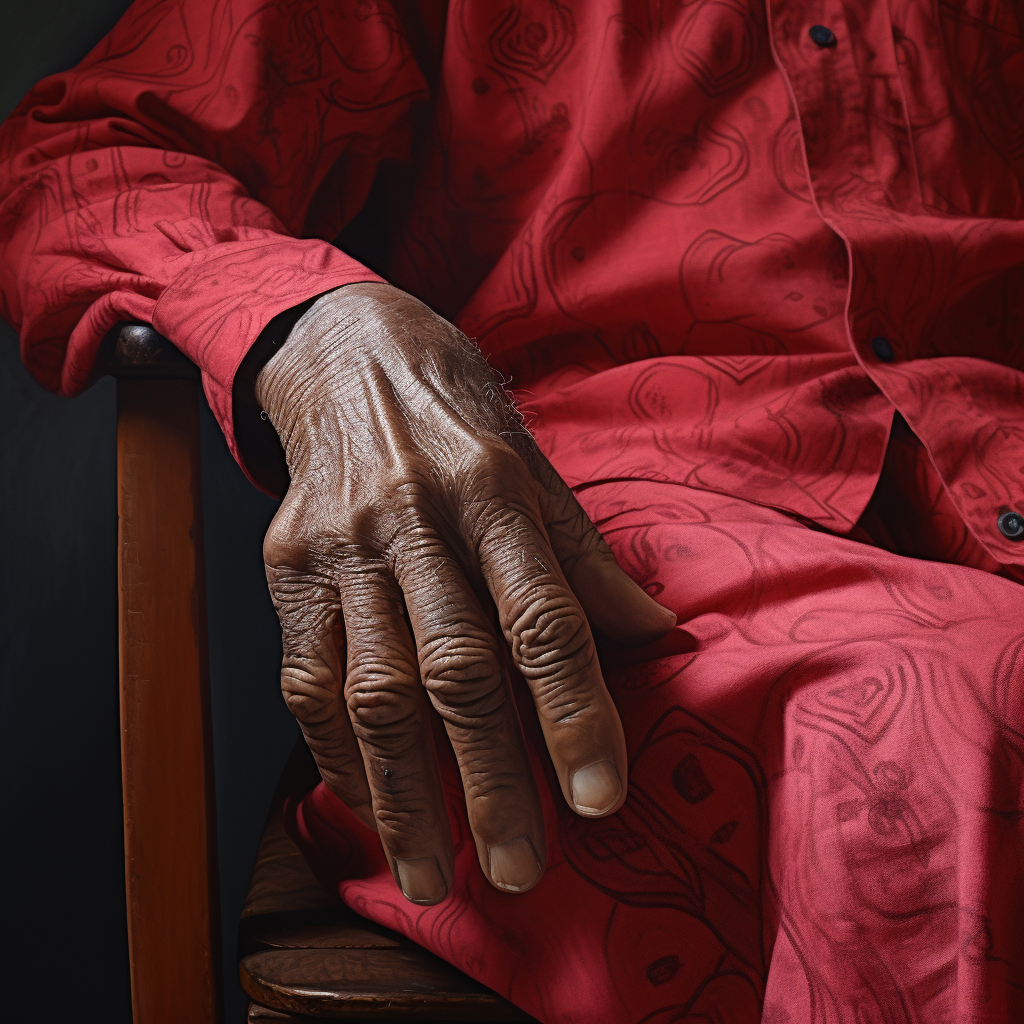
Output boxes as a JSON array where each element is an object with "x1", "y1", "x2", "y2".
[{"x1": 256, "y1": 283, "x2": 675, "y2": 904}]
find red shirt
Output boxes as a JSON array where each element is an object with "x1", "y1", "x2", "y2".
[{"x1": 1, "y1": 0, "x2": 1023, "y2": 563}]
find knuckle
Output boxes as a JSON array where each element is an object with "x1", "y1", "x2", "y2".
[
  {"x1": 392, "y1": 513, "x2": 446, "y2": 557},
  {"x1": 263, "y1": 491, "x2": 322, "y2": 569},
  {"x1": 510, "y1": 589, "x2": 596, "y2": 695},
  {"x1": 363, "y1": 764, "x2": 441, "y2": 845},
  {"x1": 263, "y1": 520, "x2": 311, "y2": 571},
  {"x1": 267, "y1": 575, "x2": 339, "y2": 650},
  {"x1": 345, "y1": 660, "x2": 420, "y2": 749},
  {"x1": 454, "y1": 741, "x2": 523, "y2": 802},
  {"x1": 372, "y1": 471, "x2": 444, "y2": 555},
  {"x1": 513, "y1": 588, "x2": 588, "y2": 654},
  {"x1": 465, "y1": 439, "x2": 529, "y2": 490},
  {"x1": 420, "y1": 634, "x2": 505, "y2": 720},
  {"x1": 384, "y1": 454, "x2": 436, "y2": 501},
  {"x1": 373, "y1": 800, "x2": 434, "y2": 845},
  {"x1": 464, "y1": 774, "x2": 521, "y2": 806},
  {"x1": 265, "y1": 490, "x2": 369, "y2": 572},
  {"x1": 345, "y1": 681, "x2": 407, "y2": 728},
  {"x1": 280, "y1": 662, "x2": 339, "y2": 725}
]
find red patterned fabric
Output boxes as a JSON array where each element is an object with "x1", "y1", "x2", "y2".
[
  {"x1": 3, "y1": 1, "x2": 1024, "y2": 1020},
  {"x1": 290, "y1": 437, "x2": 1024, "y2": 1021}
]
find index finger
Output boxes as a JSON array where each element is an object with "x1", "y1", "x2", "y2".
[{"x1": 468, "y1": 493, "x2": 628, "y2": 818}]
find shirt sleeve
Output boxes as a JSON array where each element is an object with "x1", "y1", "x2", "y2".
[{"x1": 0, "y1": 0, "x2": 429, "y2": 481}]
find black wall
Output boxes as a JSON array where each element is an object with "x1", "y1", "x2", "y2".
[{"x1": 0, "y1": 3, "x2": 299, "y2": 1019}]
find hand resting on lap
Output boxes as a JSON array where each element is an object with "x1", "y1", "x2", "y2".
[{"x1": 256, "y1": 282, "x2": 676, "y2": 904}]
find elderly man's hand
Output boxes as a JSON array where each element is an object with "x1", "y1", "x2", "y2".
[{"x1": 255, "y1": 282, "x2": 675, "y2": 904}]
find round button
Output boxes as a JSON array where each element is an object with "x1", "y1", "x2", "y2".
[
  {"x1": 997, "y1": 510, "x2": 1024, "y2": 540},
  {"x1": 871, "y1": 336, "x2": 895, "y2": 362},
  {"x1": 809, "y1": 25, "x2": 837, "y2": 47}
]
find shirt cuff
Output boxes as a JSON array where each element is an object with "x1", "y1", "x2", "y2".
[{"x1": 151, "y1": 236, "x2": 384, "y2": 492}]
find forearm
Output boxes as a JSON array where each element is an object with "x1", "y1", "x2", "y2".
[{"x1": 0, "y1": 0, "x2": 427, "y2": 482}]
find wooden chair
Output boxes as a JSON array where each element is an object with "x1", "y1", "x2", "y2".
[{"x1": 110, "y1": 324, "x2": 537, "y2": 1023}]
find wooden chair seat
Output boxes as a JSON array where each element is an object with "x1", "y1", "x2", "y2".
[{"x1": 239, "y1": 745, "x2": 538, "y2": 1022}]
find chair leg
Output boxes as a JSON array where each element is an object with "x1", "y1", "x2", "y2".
[{"x1": 117, "y1": 378, "x2": 222, "y2": 1024}]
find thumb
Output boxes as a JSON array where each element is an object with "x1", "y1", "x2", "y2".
[
  {"x1": 565, "y1": 553, "x2": 677, "y2": 646},
  {"x1": 528, "y1": 448, "x2": 676, "y2": 646}
]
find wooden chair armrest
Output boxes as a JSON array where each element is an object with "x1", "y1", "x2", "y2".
[{"x1": 114, "y1": 322, "x2": 221, "y2": 1024}]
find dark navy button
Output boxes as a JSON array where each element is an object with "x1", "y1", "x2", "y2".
[
  {"x1": 997, "y1": 510, "x2": 1024, "y2": 540},
  {"x1": 871, "y1": 336, "x2": 895, "y2": 362},
  {"x1": 809, "y1": 25, "x2": 837, "y2": 47}
]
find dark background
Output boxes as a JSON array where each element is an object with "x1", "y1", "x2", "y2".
[{"x1": 1, "y1": 2, "x2": 300, "y2": 1019}]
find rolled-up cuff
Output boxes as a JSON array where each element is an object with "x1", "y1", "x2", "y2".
[{"x1": 152, "y1": 235, "x2": 383, "y2": 492}]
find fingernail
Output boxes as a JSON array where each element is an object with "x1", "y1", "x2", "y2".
[
  {"x1": 571, "y1": 760, "x2": 622, "y2": 815},
  {"x1": 488, "y1": 835, "x2": 543, "y2": 893},
  {"x1": 394, "y1": 857, "x2": 448, "y2": 904}
]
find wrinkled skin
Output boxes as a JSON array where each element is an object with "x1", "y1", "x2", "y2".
[{"x1": 256, "y1": 282, "x2": 676, "y2": 904}]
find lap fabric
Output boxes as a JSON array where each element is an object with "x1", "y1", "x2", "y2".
[{"x1": 287, "y1": 412, "x2": 1024, "y2": 1024}]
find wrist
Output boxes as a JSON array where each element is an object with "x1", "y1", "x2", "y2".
[
  {"x1": 232, "y1": 297, "x2": 321, "y2": 496},
  {"x1": 255, "y1": 282, "x2": 404, "y2": 474}
]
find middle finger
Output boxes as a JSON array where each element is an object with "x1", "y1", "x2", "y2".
[
  {"x1": 339, "y1": 561, "x2": 454, "y2": 905},
  {"x1": 394, "y1": 543, "x2": 546, "y2": 894}
]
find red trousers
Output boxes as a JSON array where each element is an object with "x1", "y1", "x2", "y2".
[{"x1": 289, "y1": 419, "x2": 1024, "y2": 1023}]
